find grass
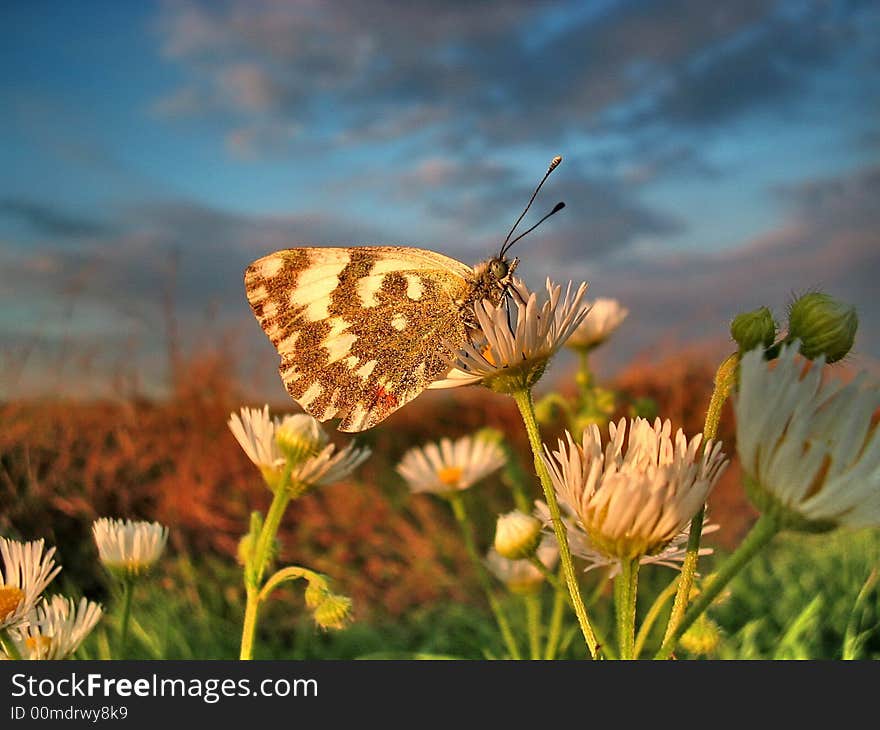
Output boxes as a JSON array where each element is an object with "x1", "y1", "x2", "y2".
[{"x1": 73, "y1": 527, "x2": 880, "y2": 660}]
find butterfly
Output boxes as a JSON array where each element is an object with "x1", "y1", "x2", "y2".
[{"x1": 244, "y1": 157, "x2": 564, "y2": 432}]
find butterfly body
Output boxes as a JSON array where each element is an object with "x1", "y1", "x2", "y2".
[{"x1": 245, "y1": 246, "x2": 515, "y2": 432}]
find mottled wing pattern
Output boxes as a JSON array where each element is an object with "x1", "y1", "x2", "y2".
[{"x1": 245, "y1": 246, "x2": 474, "y2": 432}]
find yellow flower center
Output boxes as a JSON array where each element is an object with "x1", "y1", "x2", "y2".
[
  {"x1": 0, "y1": 586, "x2": 24, "y2": 621},
  {"x1": 25, "y1": 634, "x2": 53, "y2": 657},
  {"x1": 437, "y1": 466, "x2": 463, "y2": 488}
]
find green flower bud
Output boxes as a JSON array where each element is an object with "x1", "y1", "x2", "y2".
[
  {"x1": 730, "y1": 306, "x2": 776, "y2": 352},
  {"x1": 304, "y1": 579, "x2": 330, "y2": 610},
  {"x1": 313, "y1": 594, "x2": 353, "y2": 631},
  {"x1": 236, "y1": 533, "x2": 255, "y2": 567},
  {"x1": 275, "y1": 414, "x2": 328, "y2": 465},
  {"x1": 680, "y1": 614, "x2": 722, "y2": 657},
  {"x1": 494, "y1": 510, "x2": 542, "y2": 560},
  {"x1": 787, "y1": 293, "x2": 857, "y2": 363}
]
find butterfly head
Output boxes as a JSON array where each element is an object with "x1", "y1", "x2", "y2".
[{"x1": 472, "y1": 255, "x2": 519, "y2": 299}]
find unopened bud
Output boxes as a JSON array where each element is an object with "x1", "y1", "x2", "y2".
[
  {"x1": 730, "y1": 306, "x2": 776, "y2": 352},
  {"x1": 679, "y1": 614, "x2": 722, "y2": 656},
  {"x1": 787, "y1": 293, "x2": 857, "y2": 363},
  {"x1": 313, "y1": 594, "x2": 352, "y2": 631},
  {"x1": 275, "y1": 414, "x2": 328, "y2": 465},
  {"x1": 304, "y1": 579, "x2": 329, "y2": 610},
  {"x1": 494, "y1": 510, "x2": 542, "y2": 560}
]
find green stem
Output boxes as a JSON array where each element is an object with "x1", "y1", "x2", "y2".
[
  {"x1": 576, "y1": 350, "x2": 593, "y2": 402},
  {"x1": 544, "y1": 577, "x2": 566, "y2": 660},
  {"x1": 240, "y1": 471, "x2": 293, "y2": 661},
  {"x1": 512, "y1": 388, "x2": 600, "y2": 659},
  {"x1": 528, "y1": 555, "x2": 565, "y2": 592},
  {"x1": 656, "y1": 514, "x2": 779, "y2": 659},
  {"x1": 251, "y1": 485, "x2": 292, "y2": 587},
  {"x1": 662, "y1": 352, "x2": 739, "y2": 650},
  {"x1": 239, "y1": 586, "x2": 260, "y2": 661},
  {"x1": 525, "y1": 594, "x2": 542, "y2": 660},
  {"x1": 615, "y1": 559, "x2": 639, "y2": 660},
  {"x1": 0, "y1": 627, "x2": 22, "y2": 660},
  {"x1": 634, "y1": 576, "x2": 679, "y2": 659},
  {"x1": 118, "y1": 578, "x2": 134, "y2": 659},
  {"x1": 449, "y1": 494, "x2": 522, "y2": 660},
  {"x1": 586, "y1": 567, "x2": 613, "y2": 608}
]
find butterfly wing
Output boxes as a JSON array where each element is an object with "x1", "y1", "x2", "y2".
[{"x1": 245, "y1": 246, "x2": 474, "y2": 432}]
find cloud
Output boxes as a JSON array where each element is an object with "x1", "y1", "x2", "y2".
[
  {"x1": 625, "y1": 3, "x2": 867, "y2": 129},
  {"x1": 150, "y1": 0, "x2": 872, "y2": 187},
  {"x1": 0, "y1": 198, "x2": 117, "y2": 239},
  {"x1": 574, "y1": 162, "x2": 880, "y2": 369},
  {"x1": 397, "y1": 157, "x2": 686, "y2": 260}
]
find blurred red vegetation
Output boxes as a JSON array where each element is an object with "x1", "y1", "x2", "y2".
[{"x1": 0, "y1": 347, "x2": 756, "y2": 617}]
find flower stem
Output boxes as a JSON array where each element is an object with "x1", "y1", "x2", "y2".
[
  {"x1": 449, "y1": 494, "x2": 522, "y2": 660},
  {"x1": 544, "y1": 575, "x2": 566, "y2": 660},
  {"x1": 528, "y1": 555, "x2": 564, "y2": 592},
  {"x1": 576, "y1": 350, "x2": 592, "y2": 401},
  {"x1": 512, "y1": 388, "x2": 600, "y2": 659},
  {"x1": 656, "y1": 514, "x2": 779, "y2": 659},
  {"x1": 239, "y1": 586, "x2": 260, "y2": 661},
  {"x1": 240, "y1": 471, "x2": 293, "y2": 661},
  {"x1": 662, "y1": 352, "x2": 739, "y2": 650},
  {"x1": 614, "y1": 559, "x2": 639, "y2": 660},
  {"x1": 634, "y1": 576, "x2": 679, "y2": 659},
  {"x1": 0, "y1": 628, "x2": 22, "y2": 660},
  {"x1": 118, "y1": 577, "x2": 134, "y2": 658},
  {"x1": 525, "y1": 594, "x2": 542, "y2": 660}
]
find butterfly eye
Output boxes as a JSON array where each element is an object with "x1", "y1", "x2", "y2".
[{"x1": 490, "y1": 260, "x2": 508, "y2": 278}]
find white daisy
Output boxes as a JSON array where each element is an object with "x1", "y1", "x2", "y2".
[
  {"x1": 486, "y1": 538, "x2": 559, "y2": 594},
  {"x1": 533, "y1": 500, "x2": 718, "y2": 576},
  {"x1": 430, "y1": 277, "x2": 590, "y2": 392},
  {"x1": 735, "y1": 343, "x2": 880, "y2": 530},
  {"x1": 566, "y1": 297, "x2": 629, "y2": 351},
  {"x1": 228, "y1": 406, "x2": 369, "y2": 492},
  {"x1": 541, "y1": 418, "x2": 727, "y2": 561},
  {"x1": 0, "y1": 538, "x2": 61, "y2": 631},
  {"x1": 397, "y1": 434, "x2": 506, "y2": 496},
  {"x1": 92, "y1": 518, "x2": 168, "y2": 578},
  {"x1": 6, "y1": 595, "x2": 102, "y2": 660},
  {"x1": 228, "y1": 405, "x2": 287, "y2": 475}
]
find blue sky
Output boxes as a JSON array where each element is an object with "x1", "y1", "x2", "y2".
[{"x1": 2, "y1": 0, "x2": 878, "y2": 398}]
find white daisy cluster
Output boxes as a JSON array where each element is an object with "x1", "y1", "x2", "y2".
[{"x1": 0, "y1": 537, "x2": 102, "y2": 661}]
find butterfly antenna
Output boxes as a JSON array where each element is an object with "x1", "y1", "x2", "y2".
[
  {"x1": 504, "y1": 201, "x2": 565, "y2": 251},
  {"x1": 500, "y1": 155, "x2": 563, "y2": 256}
]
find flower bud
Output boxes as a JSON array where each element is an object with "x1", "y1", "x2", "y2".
[
  {"x1": 679, "y1": 614, "x2": 722, "y2": 656},
  {"x1": 787, "y1": 293, "x2": 857, "y2": 363},
  {"x1": 304, "y1": 579, "x2": 329, "y2": 610},
  {"x1": 275, "y1": 414, "x2": 328, "y2": 465},
  {"x1": 236, "y1": 533, "x2": 255, "y2": 567},
  {"x1": 730, "y1": 306, "x2": 776, "y2": 352},
  {"x1": 494, "y1": 510, "x2": 542, "y2": 560},
  {"x1": 313, "y1": 594, "x2": 352, "y2": 631}
]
